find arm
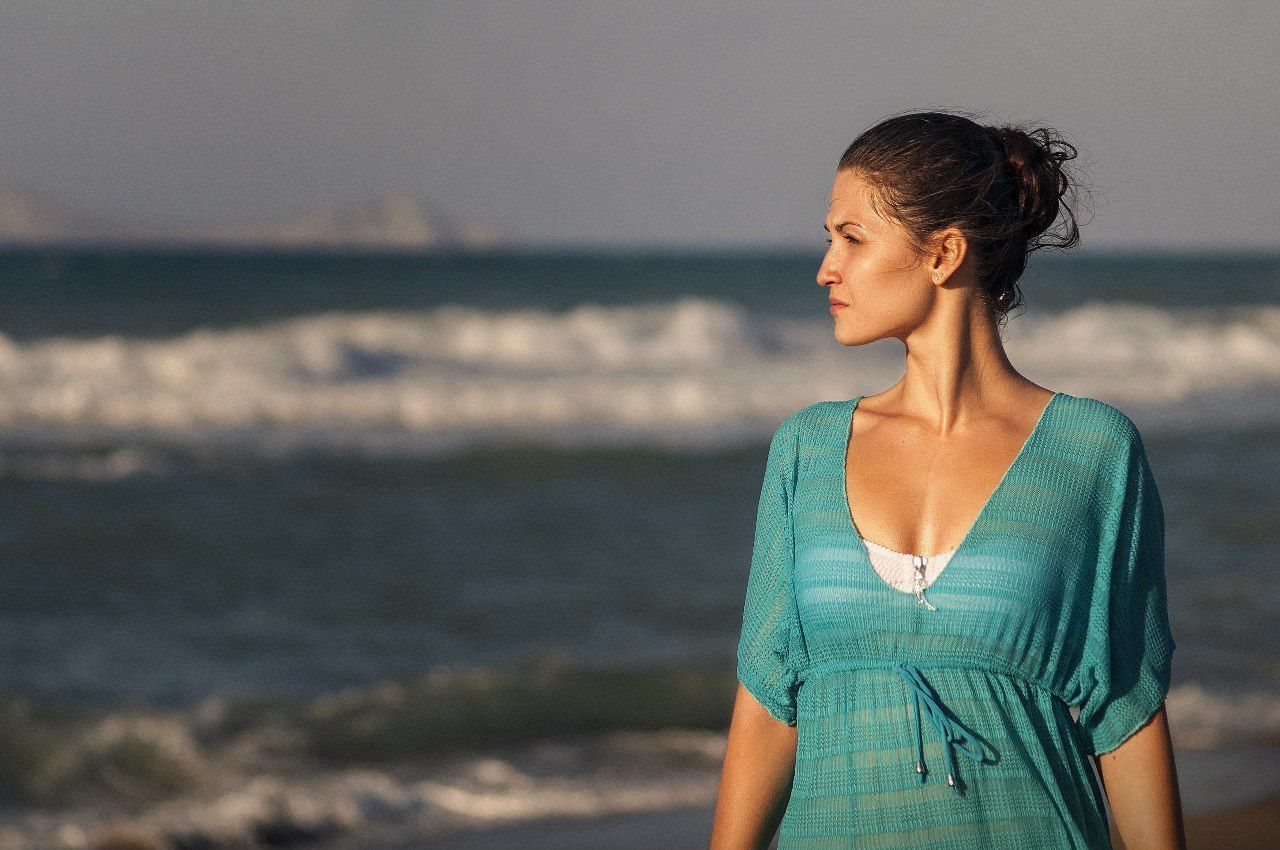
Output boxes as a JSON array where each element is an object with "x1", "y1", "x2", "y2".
[
  {"x1": 1095, "y1": 703, "x2": 1186, "y2": 850},
  {"x1": 710, "y1": 684, "x2": 797, "y2": 850},
  {"x1": 716, "y1": 416, "x2": 803, "y2": 848},
  {"x1": 1079, "y1": 423, "x2": 1183, "y2": 848}
]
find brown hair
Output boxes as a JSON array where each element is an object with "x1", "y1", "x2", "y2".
[{"x1": 837, "y1": 110, "x2": 1085, "y2": 330}]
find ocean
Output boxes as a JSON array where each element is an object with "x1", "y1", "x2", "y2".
[{"x1": 0, "y1": 247, "x2": 1277, "y2": 848}]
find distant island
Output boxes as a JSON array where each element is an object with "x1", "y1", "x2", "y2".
[{"x1": 0, "y1": 177, "x2": 501, "y2": 251}]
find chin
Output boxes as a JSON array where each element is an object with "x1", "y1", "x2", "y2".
[
  {"x1": 833, "y1": 326, "x2": 866, "y2": 347},
  {"x1": 833, "y1": 319, "x2": 888, "y2": 347}
]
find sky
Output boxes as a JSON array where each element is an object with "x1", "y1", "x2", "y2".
[{"x1": 1, "y1": 2, "x2": 1276, "y2": 250}]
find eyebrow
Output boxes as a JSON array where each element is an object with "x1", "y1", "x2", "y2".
[{"x1": 822, "y1": 220, "x2": 866, "y2": 233}]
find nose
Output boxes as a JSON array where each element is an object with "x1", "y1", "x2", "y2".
[{"x1": 817, "y1": 257, "x2": 839, "y2": 288}]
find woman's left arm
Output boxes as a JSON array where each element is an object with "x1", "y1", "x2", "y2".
[{"x1": 1095, "y1": 702, "x2": 1186, "y2": 850}]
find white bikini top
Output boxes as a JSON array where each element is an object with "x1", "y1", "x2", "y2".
[{"x1": 861, "y1": 536, "x2": 957, "y2": 610}]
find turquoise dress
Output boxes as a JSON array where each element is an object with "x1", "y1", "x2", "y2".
[{"x1": 736, "y1": 392, "x2": 1176, "y2": 849}]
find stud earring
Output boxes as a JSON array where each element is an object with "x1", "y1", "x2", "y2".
[{"x1": 933, "y1": 273, "x2": 942, "y2": 282}]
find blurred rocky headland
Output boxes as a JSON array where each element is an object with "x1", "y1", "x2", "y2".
[{"x1": 0, "y1": 177, "x2": 502, "y2": 251}]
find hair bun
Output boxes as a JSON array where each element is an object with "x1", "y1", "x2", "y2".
[{"x1": 985, "y1": 125, "x2": 1077, "y2": 242}]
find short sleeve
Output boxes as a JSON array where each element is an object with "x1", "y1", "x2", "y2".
[
  {"x1": 736, "y1": 418, "x2": 804, "y2": 725},
  {"x1": 1075, "y1": 428, "x2": 1177, "y2": 755}
]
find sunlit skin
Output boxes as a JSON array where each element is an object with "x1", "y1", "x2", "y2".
[{"x1": 711, "y1": 168, "x2": 1186, "y2": 849}]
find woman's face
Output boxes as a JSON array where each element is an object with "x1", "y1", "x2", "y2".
[{"x1": 818, "y1": 168, "x2": 938, "y2": 345}]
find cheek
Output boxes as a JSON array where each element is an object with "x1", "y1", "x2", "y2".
[
  {"x1": 846, "y1": 258, "x2": 932, "y2": 322},
  {"x1": 845, "y1": 251, "x2": 911, "y2": 299}
]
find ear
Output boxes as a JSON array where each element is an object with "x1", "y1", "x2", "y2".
[{"x1": 926, "y1": 227, "x2": 967, "y2": 284}]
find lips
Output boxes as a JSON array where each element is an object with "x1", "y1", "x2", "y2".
[{"x1": 829, "y1": 299, "x2": 849, "y2": 306}]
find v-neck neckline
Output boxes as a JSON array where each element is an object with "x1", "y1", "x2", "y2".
[{"x1": 839, "y1": 391, "x2": 1063, "y2": 596}]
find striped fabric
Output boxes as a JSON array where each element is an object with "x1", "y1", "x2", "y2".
[{"x1": 736, "y1": 391, "x2": 1176, "y2": 849}]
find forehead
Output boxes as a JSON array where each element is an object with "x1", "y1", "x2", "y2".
[{"x1": 826, "y1": 170, "x2": 883, "y2": 226}]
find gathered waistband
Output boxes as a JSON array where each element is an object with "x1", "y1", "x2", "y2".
[
  {"x1": 800, "y1": 657, "x2": 1058, "y2": 695},
  {"x1": 796, "y1": 658, "x2": 1064, "y2": 795}
]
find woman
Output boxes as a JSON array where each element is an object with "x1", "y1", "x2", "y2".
[{"x1": 711, "y1": 111, "x2": 1185, "y2": 849}]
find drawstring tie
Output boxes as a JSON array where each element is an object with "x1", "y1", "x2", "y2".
[{"x1": 890, "y1": 662, "x2": 986, "y2": 792}]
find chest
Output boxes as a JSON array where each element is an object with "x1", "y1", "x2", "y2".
[{"x1": 789, "y1": 435, "x2": 1098, "y2": 653}]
